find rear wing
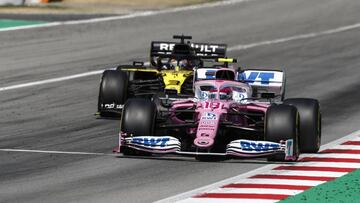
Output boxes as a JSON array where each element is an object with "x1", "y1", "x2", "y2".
[
  {"x1": 195, "y1": 58, "x2": 238, "y2": 80},
  {"x1": 150, "y1": 41, "x2": 227, "y2": 58},
  {"x1": 238, "y1": 69, "x2": 285, "y2": 100}
]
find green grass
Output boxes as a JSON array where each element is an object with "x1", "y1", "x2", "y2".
[
  {"x1": 0, "y1": 19, "x2": 47, "y2": 29},
  {"x1": 279, "y1": 169, "x2": 360, "y2": 203}
]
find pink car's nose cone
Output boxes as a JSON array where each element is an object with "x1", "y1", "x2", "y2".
[{"x1": 194, "y1": 136, "x2": 214, "y2": 148}]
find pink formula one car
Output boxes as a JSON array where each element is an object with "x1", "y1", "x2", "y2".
[{"x1": 113, "y1": 65, "x2": 321, "y2": 162}]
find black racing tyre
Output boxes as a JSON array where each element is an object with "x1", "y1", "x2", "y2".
[
  {"x1": 121, "y1": 99, "x2": 157, "y2": 156},
  {"x1": 265, "y1": 104, "x2": 299, "y2": 162},
  {"x1": 284, "y1": 98, "x2": 321, "y2": 153},
  {"x1": 98, "y1": 70, "x2": 128, "y2": 113},
  {"x1": 121, "y1": 99, "x2": 156, "y2": 137}
]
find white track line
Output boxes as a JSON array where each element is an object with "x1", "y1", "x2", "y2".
[
  {"x1": 0, "y1": 0, "x2": 250, "y2": 32},
  {"x1": 301, "y1": 153, "x2": 360, "y2": 159},
  {"x1": 1, "y1": 22, "x2": 360, "y2": 93},
  {"x1": 155, "y1": 129, "x2": 360, "y2": 203},
  {"x1": 207, "y1": 188, "x2": 303, "y2": 195},
  {"x1": 177, "y1": 199, "x2": 277, "y2": 203},
  {"x1": 325, "y1": 145, "x2": 360, "y2": 150},
  {"x1": 0, "y1": 148, "x2": 107, "y2": 156},
  {"x1": 0, "y1": 70, "x2": 103, "y2": 92},
  {"x1": 294, "y1": 162, "x2": 360, "y2": 168},
  {"x1": 258, "y1": 170, "x2": 346, "y2": 178},
  {"x1": 231, "y1": 179, "x2": 325, "y2": 187},
  {"x1": 227, "y1": 22, "x2": 360, "y2": 51}
]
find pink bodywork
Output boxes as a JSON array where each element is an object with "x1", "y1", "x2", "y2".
[{"x1": 170, "y1": 79, "x2": 270, "y2": 149}]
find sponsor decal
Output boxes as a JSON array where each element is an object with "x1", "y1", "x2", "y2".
[
  {"x1": 159, "y1": 43, "x2": 220, "y2": 53},
  {"x1": 285, "y1": 139, "x2": 294, "y2": 157},
  {"x1": 196, "y1": 68, "x2": 217, "y2": 80},
  {"x1": 239, "y1": 71, "x2": 275, "y2": 85},
  {"x1": 131, "y1": 137, "x2": 170, "y2": 147},
  {"x1": 159, "y1": 43, "x2": 175, "y2": 51},
  {"x1": 198, "y1": 127, "x2": 215, "y2": 131},
  {"x1": 205, "y1": 70, "x2": 216, "y2": 79},
  {"x1": 200, "y1": 120, "x2": 216, "y2": 125},
  {"x1": 201, "y1": 112, "x2": 217, "y2": 120},
  {"x1": 103, "y1": 103, "x2": 123, "y2": 109},
  {"x1": 197, "y1": 139, "x2": 209, "y2": 145},
  {"x1": 191, "y1": 44, "x2": 219, "y2": 53},
  {"x1": 199, "y1": 125, "x2": 211, "y2": 127},
  {"x1": 240, "y1": 140, "x2": 280, "y2": 152},
  {"x1": 200, "y1": 91, "x2": 209, "y2": 100},
  {"x1": 203, "y1": 101, "x2": 221, "y2": 109},
  {"x1": 232, "y1": 91, "x2": 246, "y2": 102}
]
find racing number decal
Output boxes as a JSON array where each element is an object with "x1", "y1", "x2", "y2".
[{"x1": 204, "y1": 101, "x2": 221, "y2": 109}]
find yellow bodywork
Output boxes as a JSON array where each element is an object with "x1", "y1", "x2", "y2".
[
  {"x1": 217, "y1": 58, "x2": 235, "y2": 63},
  {"x1": 161, "y1": 69, "x2": 193, "y2": 93},
  {"x1": 122, "y1": 67, "x2": 193, "y2": 94}
]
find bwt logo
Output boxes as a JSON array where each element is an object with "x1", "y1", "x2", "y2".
[
  {"x1": 200, "y1": 91, "x2": 209, "y2": 100},
  {"x1": 240, "y1": 141, "x2": 280, "y2": 152},
  {"x1": 202, "y1": 112, "x2": 217, "y2": 120},
  {"x1": 131, "y1": 137, "x2": 170, "y2": 147},
  {"x1": 240, "y1": 72, "x2": 275, "y2": 85},
  {"x1": 205, "y1": 70, "x2": 216, "y2": 79}
]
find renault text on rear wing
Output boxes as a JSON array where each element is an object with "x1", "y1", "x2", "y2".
[{"x1": 151, "y1": 41, "x2": 227, "y2": 58}]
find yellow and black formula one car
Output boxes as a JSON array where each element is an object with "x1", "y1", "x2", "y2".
[{"x1": 97, "y1": 35, "x2": 227, "y2": 116}]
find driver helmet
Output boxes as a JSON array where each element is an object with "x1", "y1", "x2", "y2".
[
  {"x1": 208, "y1": 87, "x2": 217, "y2": 100},
  {"x1": 169, "y1": 59, "x2": 178, "y2": 69},
  {"x1": 219, "y1": 87, "x2": 233, "y2": 100},
  {"x1": 179, "y1": 59, "x2": 189, "y2": 68}
]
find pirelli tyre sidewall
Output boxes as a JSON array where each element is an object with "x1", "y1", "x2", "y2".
[
  {"x1": 265, "y1": 104, "x2": 299, "y2": 162},
  {"x1": 98, "y1": 70, "x2": 128, "y2": 113},
  {"x1": 121, "y1": 99, "x2": 157, "y2": 137},
  {"x1": 284, "y1": 98, "x2": 321, "y2": 153}
]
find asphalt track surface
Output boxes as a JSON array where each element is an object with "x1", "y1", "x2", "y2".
[{"x1": 0, "y1": 0, "x2": 360, "y2": 202}]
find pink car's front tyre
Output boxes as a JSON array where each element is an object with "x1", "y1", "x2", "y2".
[
  {"x1": 121, "y1": 98, "x2": 157, "y2": 136},
  {"x1": 284, "y1": 98, "x2": 321, "y2": 153},
  {"x1": 265, "y1": 104, "x2": 300, "y2": 162}
]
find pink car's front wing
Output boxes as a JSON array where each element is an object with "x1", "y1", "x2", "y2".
[{"x1": 113, "y1": 133, "x2": 297, "y2": 161}]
